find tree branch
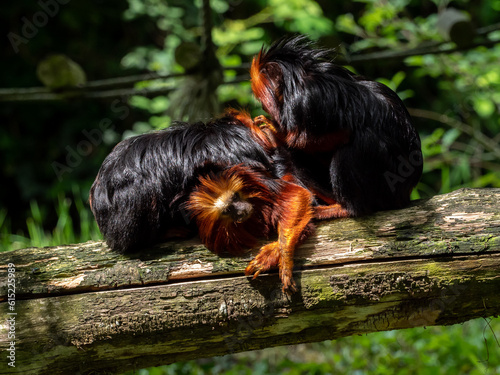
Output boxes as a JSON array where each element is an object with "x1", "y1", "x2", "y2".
[
  {"x1": 344, "y1": 37, "x2": 499, "y2": 65},
  {"x1": 408, "y1": 108, "x2": 500, "y2": 160},
  {"x1": 1, "y1": 27, "x2": 498, "y2": 102},
  {"x1": 0, "y1": 188, "x2": 499, "y2": 374}
]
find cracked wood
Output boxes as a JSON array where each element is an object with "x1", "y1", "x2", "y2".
[{"x1": 0, "y1": 187, "x2": 499, "y2": 375}]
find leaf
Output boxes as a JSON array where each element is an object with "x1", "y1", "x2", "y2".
[
  {"x1": 472, "y1": 96, "x2": 496, "y2": 118},
  {"x1": 336, "y1": 14, "x2": 364, "y2": 36},
  {"x1": 442, "y1": 128, "x2": 461, "y2": 149}
]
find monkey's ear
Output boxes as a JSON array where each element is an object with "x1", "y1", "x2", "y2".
[
  {"x1": 251, "y1": 56, "x2": 283, "y2": 120},
  {"x1": 261, "y1": 62, "x2": 283, "y2": 86}
]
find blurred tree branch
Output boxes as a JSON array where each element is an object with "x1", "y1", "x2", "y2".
[
  {"x1": 343, "y1": 37, "x2": 499, "y2": 65},
  {"x1": 408, "y1": 108, "x2": 500, "y2": 160},
  {"x1": 1, "y1": 23, "x2": 499, "y2": 102}
]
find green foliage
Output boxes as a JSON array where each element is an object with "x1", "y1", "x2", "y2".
[
  {"x1": 376, "y1": 71, "x2": 414, "y2": 101},
  {"x1": 121, "y1": 0, "x2": 336, "y2": 127},
  {"x1": 0, "y1": 186, "x2": 101, "y2": 252},
  {"x1": 266, "y1": 0, "x2": 334, "y2": 38},
  {"x1": 2, "y1": 0, "x2": 500, "y2": 373},
  {"x1": 336, "y1": 0, "x2": 440, "y2": 51},
  {"x1": 36, "y1": 54, "x2": 87, "y2": 89},
  {"x1": 122, "y1": 318, "x2": 500, "y2": 375},
  {"x1": 335, "y1": 1, "x2": 500, "y2": 195}
]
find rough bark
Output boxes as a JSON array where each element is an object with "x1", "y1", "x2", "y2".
[{"x1": 0, "y1": 188, "x2": 499, "y2": 375}]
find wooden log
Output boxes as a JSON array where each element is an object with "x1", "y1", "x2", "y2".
[{"x1": 1, "y1": 187, "x2": 499, "y2": 375}]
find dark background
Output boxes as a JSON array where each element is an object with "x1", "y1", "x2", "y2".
[
  {"x1": 1, "y1": 1, "x2": 500, "y2": 373},
  {"x1": 1, "y1": 0, "x2": 499, "y2": 244}
]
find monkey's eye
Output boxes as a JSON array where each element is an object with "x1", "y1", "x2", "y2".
[
  {"x1": 222, "y1": 192, "x2": 242, "y2": 215},
  {"x1": 221, "y1": 191, "x2": 253, "y2": 223}
]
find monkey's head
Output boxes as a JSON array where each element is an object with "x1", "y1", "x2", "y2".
[
  {"x1": 187, "y1": 164, "x2": 278, "y2": 255},
  {"x1": 250, "y1": 36, "x2": 323, "y2": 147},
  {"x1": 250, "y1": 35, "x2": 354, "y2": 148},
  {"x1": 190, "y1": 172, "x2": 254, "y2": 225},
  {"x1": 211, "y1": 189, "x2": 254, "y2": 223}
]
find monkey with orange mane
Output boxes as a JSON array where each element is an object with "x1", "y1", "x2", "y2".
[
  {"x1": 90, "y1": 110, "x2": 315, "y2": 292},
  {"x1": 250, "y1": 36, "x2": 423, "y2": 219},
  {"x1": 90, "y1": 35, "x2": 423, "y2": 293}
]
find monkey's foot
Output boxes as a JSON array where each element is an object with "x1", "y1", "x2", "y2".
[
  {"x1": 254, "y1": 115, "x2": 277, "y2": 132},
  {"x1": 278, "y1": 252, "x2": 297, "y2": 294}
]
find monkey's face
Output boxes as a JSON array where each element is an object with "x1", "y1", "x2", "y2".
[
  {"x1": 213, "y1": 190, "x2": 253, "y2": 223},
  {"x1": 186, "y1": 166, "x2": 276, "y2": 255},
  {"x1": 188, "y1": 171, "x2": 258, "y2": 225}
]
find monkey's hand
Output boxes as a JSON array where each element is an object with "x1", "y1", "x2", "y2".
[
  {"x1": 254, "y1": 115, "x2": 278, "y2": 133},
  {"x1": 245, "y1": 240, "x2": 297, "y2": 294},
  {"x1": 245, "y1": 241, "x2": 281, "y2": 279}
]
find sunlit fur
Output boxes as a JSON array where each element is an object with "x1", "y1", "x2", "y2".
[
  {"x1": 226, "y1": 108, "x2": 279, "y2": 152},
  {"x1": 90, "y1": 111, "x2": 279, "y2": 253},
  {"x1": 251, "y1": 35, "x2": 423, "y2": 217},
  {"x1": 250, "y1": 52, "x2": 280, "y2": 121},
  {"x1": 187, "y1": 165, "x2": 281, "y2": 255},
  {"x1": 90, "y1": 109, "x2": 316, "y2": 291},
  {"x1": 188, "y1": 165, "x2": 315, "y2": 291},
  {"x1": 245, "y1": 176, "x2": 314, "y2": 292}
]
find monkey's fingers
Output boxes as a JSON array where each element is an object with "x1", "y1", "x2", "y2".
[
  {"x1": 245, "y1": 241, "x2": 281, "y2": 278},
  {"x1": 253, "y1": 115, "x2": 275, "y2": 129}
]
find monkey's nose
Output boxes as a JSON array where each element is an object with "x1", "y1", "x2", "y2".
[{"x1": 225, "y1": 200, "x2": 253, "y2": 223}]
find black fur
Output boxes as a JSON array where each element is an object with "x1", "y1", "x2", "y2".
[
  {"x1": 89, "y1": 113, "x2": 280, "y2": 253},
  {"x1": 254, "y1": 35, "x2": 423, "y2": 215}
]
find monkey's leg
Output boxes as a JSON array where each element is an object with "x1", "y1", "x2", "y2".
[{"x1": 245, "y1": 181, "x2": 314, "y2": 293}]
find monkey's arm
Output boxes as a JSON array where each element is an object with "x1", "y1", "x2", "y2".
[{"x1": 245, "y1": 177, "x2": 314, "y2": 293}]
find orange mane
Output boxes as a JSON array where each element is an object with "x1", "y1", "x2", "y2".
[
  {"x1": 187, "y1": 165, "x2": 278, "y2": 255},
  {"x1": 250, "y1": 51, "x2": 281, "y2": 121}
]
